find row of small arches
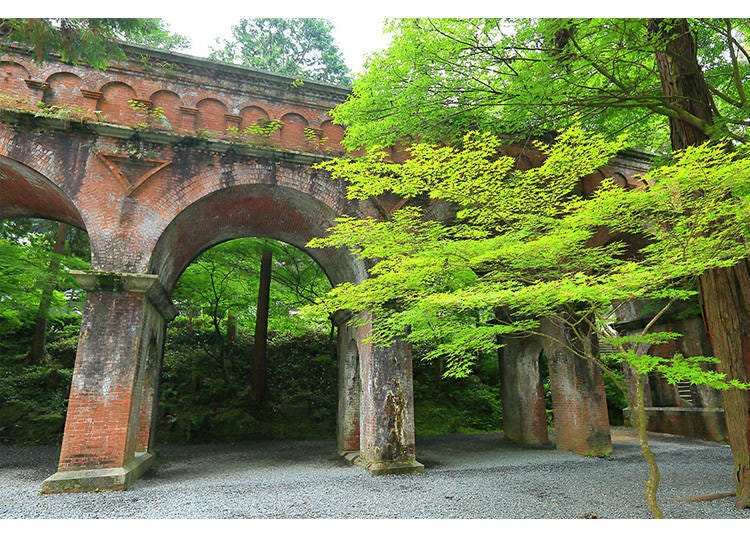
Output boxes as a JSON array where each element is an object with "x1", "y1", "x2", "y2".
[{"x1": 1, "y1": 61, "x2": 346, "y2": 153}]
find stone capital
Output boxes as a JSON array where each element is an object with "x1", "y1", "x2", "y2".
[{"x1": 70, "y1": 270, "x2": 177, "y2": 321}]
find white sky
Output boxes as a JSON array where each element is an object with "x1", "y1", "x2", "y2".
[
  {"x1": 10, "y1": 0, "x2": 735, "y2": 76},
  {"x1": 164, "y1": 14, "x2": 391, "y2": 75}
]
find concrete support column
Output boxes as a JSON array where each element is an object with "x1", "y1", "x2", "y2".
[
  {"x1": 501, "y1": 336, "x2": 550, "y2": 446},
  {"x1": 336, "y1": 321, "x2": 360, "y2": 455},
  {"x1": 356, "y1": 320, "x2": 424, "y2": 475},
  {"x1": 42, "y1": 271, "x2": 176, "y2": 493},
  {"x1": 540, "y1": 317, "x2": 612, "y2": 457}
]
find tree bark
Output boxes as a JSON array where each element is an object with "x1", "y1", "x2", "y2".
[
  {"x1": 697, "y1": 260, "x2": 750, "y2": 509},
  {"x1": 648, "y1": 18, "x2": 715, "y2": 148},
  {"x1": 28, "y1": 222, "x2": 69, "y2": 365},
  {"x1": 636, "y1": 373, "x2": 664, "y2": 518},
  {"x1": 648, "y1": 18, "x2": 750, "y2": 508},
  {"x1": 253, "y1": 247, "x2": 272, "y2": 407}
]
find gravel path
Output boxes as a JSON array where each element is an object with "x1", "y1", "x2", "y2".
[{"x1": 1, "y1": 427, "x2": 748, "y2": 519}]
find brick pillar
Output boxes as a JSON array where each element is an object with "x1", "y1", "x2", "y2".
[
  {"x1": 179, "y1": 106, "x2": 198, "y2": 133},
  {"x1": 134, "y1": 293, "x2": 176, "y2": 452},
  {"x1": 42, "y1": 271, "x2": 175, "y2": 493},
  {"x1": 501, "y1": 336, "x2": 550, "y2": 446},
  {"x1": 540, "y1": 317, "x2": 612, "y2": 457},
  {"x1": 336, "y1": 321, "x2": 360, "y2": 455},
  {"x1": 356, "y1": 320, "x2": 424, "y2": 475},
  {"x1": 80, "y1": 89, "x2": 104, "y2": 117}
]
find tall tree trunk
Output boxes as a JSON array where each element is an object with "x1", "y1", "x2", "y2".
[
  {"x1": 648, "y1": 18, "x2": 715, "y2": 149},
  {"x1": 28, "y1": 222, "x2": 69, "y2": 365},
  {"x1": 697, "y1": 260, "x2": 750, "y2": 509},
  {"x1": 649, "y1": 18, "x2": 750, "y2": 508},
  {"x1": 253, "y1": 247, "x2": 272, "y2": 407}
]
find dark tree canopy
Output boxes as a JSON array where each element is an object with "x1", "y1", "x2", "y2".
[
  {"x1": 0, "y1": 18, "x2": 189, "y2": 68},
  {"x1": 209, "y1": 18, "x2": 351, "y2": 86}
]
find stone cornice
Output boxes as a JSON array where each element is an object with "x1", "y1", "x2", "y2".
[
  {"x1": 70, "y1": 270, "x2": 178, "y2": 321},
  {"x1": 117, "y1": 43, "x2": 352, "y2": 103}
]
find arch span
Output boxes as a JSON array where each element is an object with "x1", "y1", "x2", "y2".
[
  {"x1": 150, "y1": 183, "x2": 365, "y2": 293},
  {"x1": 0, "y1": 155, "x2": 86, "y2": 229}
]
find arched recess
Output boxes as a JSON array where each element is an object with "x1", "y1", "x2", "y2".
[
  {"x1": 279, "y1": 113, "x2": 309, "y2": 151},
  {"x1": 239, "y1": 105, "x2": 270, "y2": 127},
  {"x1": 149, "y1": 90, "x2": 182, "y2": 131},
  {"x1": 97, "y1": 81, "x2": 138, "y2": 125},
  {"x1": 0, "y1": 60, "x2": 31, "y2": 100},
  {"x1": 320, "y1": 120, "x2": 346, "y2": 155},
  {"x1": 195, "y1": 98, "x2": 228, "y2": 134},
  {"x1": 43, "y1": 72, "x2": 83, "y2": 109}
]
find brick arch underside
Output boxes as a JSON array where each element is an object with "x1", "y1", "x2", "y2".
[
  {"x1": 150, "y1": 183, "x2": 365, "y2": 293},
  {"x1": 0, "y1": 155, "x2": 86, "y2": 229}
]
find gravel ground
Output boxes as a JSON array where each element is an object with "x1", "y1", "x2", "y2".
[{"x1": 1, "y1": 427, "x2": 749, "y2": 519}]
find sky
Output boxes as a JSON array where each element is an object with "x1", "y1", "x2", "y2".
[
  {"x1": 13, "y1": 0, "x2": 726, "y2": 76},
  {"x1": 163, "y1": 15, "x2": 391, "y2": 75}
]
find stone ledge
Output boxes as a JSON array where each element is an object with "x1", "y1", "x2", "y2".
[
  {"x1": 41, "y1": 451, "x2": 155, "y2": 493},
  {"x1": 69, "y1": 270, "x2": 177, "y2": 321}
]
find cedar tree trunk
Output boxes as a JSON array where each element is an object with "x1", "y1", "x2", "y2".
[
  {"x1": 649, "y1": 17, "x2": 750, "y2": 508},
  {"x1": 253, "y1": 247, "x2": 272, "y2": 406}
]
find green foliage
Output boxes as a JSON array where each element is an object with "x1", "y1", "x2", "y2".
[
  {"x1": 0, "y1": 352, "x2": 75, "y2": 444},
  {"x1": 129, "y1": 99, "x2": 169, "y2": 130},
  {"x1": 209, "y1": 18, "x2": 351, "y2": 86},
  {"x1": 308, "y1": 126, "x2": 749, "y2": 393},
  {"x1": 0, "y1": 18, "x2": 189, "y2": 68},
  {"x1": 0, "y1": 220, "x2": 89, "y2": 348},
  {"x1": 334, "y1": 18, "x2": 749, "y2": 151},
  {"x1": 414, "y1": 375, "x2": 502, "y2": 435},
  {"x1": 173, "y1": 237, "x2": 332, "y2": 341},
  {"x1": 158, "y1": 327, "x2": 338, "y2": 442},
  {"x1": 226, "y1": 119, "x2": 283, "y2": 142}
]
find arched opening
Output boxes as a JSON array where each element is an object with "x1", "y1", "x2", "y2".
[
  {"x1": 148, "y1": 182, "x2": 365, "y2": 455},
  {"x1": 158, "y1": 237, "x2": 338, "y2": 442},
  {"x1": 0, "y1": 158, "x2": 90, "y2": 447}
]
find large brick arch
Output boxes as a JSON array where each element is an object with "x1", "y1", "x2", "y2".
[
  {"x1": 150, "y1": 183, "x2": 365, "y2": 293},
  {"x1": 0, "y1": 155, "x2": 85, "y2": 229}
]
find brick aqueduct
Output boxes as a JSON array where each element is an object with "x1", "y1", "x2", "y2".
[{"x1": 0, "y1": 44, "x2": 651, "y2": 492}]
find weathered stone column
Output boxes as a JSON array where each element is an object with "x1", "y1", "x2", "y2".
[
  {"x1": 356, "y1": 320, "x2": 424, "y2": 475},
  {"x1": 336, "y1": 320, "x2": 360, "y2": 456},
  {"x1": 501, "y1": 336, "x2": 550, "y2": 446},
  {"x1": 42, "y1": 270, "x2": 176, "y2": 493},
  {"x1": 540, "y1": 317, "x2": 612, "y2": 457}
]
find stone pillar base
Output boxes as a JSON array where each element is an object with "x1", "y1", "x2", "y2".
[
  {"x1": 41, "y1": 451, "x2": 155, "y2": 493},
  {"x1": 343, "y1": 452, "x2": 424, "y2": 475},
  {"x1": 361, "y1": 459, "x2": 425, "y2": 476}
]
